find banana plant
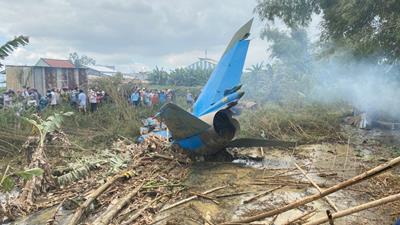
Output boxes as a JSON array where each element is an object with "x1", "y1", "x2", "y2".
[
  {"x1": 24, "y1": 112, "x2": 74, "y2": 148},
  {"x1": 0, "y1": 35, "x2": 29, "y2": 68},
  {"x1": 0, "y1": 165, "x2": 43, "y2": 192}
]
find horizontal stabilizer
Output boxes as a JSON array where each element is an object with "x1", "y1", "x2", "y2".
[
  {"x1": 159, "y1": 103, "x2": 211, "y2": 140},
  {"x1": 226, "y1": 138, "x2": 296, "y2": 148}
]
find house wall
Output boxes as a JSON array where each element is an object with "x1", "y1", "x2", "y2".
[
  {"x1": 5, "y1": 66, "x2": 34, "y2": 91},
  {"x1": 6, "y1": 65, "x2": 88, "y2": 95}
]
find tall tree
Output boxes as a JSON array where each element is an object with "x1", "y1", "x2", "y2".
[
  {"x1": 255, "y1": 0, "x2": 400, "y2": 62},
  {"x1": 0, "y1": 35, "x2": 29, "y2": 68},
  {"x1": 69, "y1": 52, "x2": 96, "y2": 67}
]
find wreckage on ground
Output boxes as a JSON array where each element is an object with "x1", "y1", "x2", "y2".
[{"x1": 142, "y1": 19, "x2": 294, "y2": 156}]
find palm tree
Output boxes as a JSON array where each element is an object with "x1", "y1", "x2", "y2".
[{"x1": 0, "y1": 35, "x2": 29, "y2": 68}]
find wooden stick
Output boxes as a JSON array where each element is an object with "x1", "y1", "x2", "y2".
[
  {"x1": 120, "y1": 194, "x2": 165, "y2": 225},
  {"x1": 281, "y1": 209, "x2": 316, "y2": 225},
  {"x1": 243, "y1": 185, "x2": 284, "y2": 204},
  {"x1": 294, "y1": 162, "x2": 339, "y2": 212},
  {"x1": 46, "y1": 198, "x2": 65, "y2": 225},
  {"x1": 326, "y1": 210, "x2": 334, "y2": 225},
  {"x1": 160, "y1": 186, "x2": 227, "y2": 212},
  {"x1": 150, "y1": 152, "x2": 188, "y2": 164},
  {"x1": 305, "y1": 193, "x2": 400, "y2": 225},
  {"x1": 214, "y1": 191, "x2": 253, "y2": 198},
  {"x1": 221, "y1": 155, "x2": 400, "y2": 224},
  {"x1": 66, "y1": 173, "x2": 124, "y2": 225},
  {"x1": 190, "y1": 192, "x2": 220, "y2": 204},
  {"x1": 92, "y1": 180, "x2": 146, "y2": 225},
  {"x1": 343, "y1": 138, "x2": 350, "y2": 169},
  {"x1": 268, "y1": 215, "x2": 278, "y2": 225}
]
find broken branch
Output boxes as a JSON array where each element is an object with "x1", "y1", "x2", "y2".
[
  {"x1": 92, "y1": 180, "x2": 146, "y2": 225},
  {"x1": 66, "y1": 173, "x2": 125, "y2": 225}
]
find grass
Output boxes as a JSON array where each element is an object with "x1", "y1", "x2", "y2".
[{"x1": 239, "y1": 101, "x2": 350, "y2": 143}]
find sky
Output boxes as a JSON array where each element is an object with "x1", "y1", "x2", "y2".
[{"x1": 0, "y1": 0, "x2": 320, "y2": 73}]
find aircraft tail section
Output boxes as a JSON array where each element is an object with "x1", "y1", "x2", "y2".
[{"x1": 158, "y1": 103, "x2": 211, "y2": 140}]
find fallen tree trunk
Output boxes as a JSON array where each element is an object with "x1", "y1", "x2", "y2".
[
  {"x1": 66, "y1": 173, "x2": 125, "y2": 225},
  {"x1": 221, "y1": 155, "x2": 400, "y2": 224},
  {"x1": 92, "y1": 180, "x2": 146, "y2": 225},
  {"x1": 305, "y1": 193, "x2": 400, "y2": 225}
]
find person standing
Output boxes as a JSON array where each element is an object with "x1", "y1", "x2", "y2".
[
  {"x1": 159, "y1": 90, "x2": 166, "y2": 105},
  {"x1": 50, "y1": 89, "x2": 57, "y2": 108},
  {"x1": 186, "y1": 90, "x2": 194, "y2": 106},
  {"x1": 89, "y1": 90, "x2": 97, "y2": 112},
  {"x1": 130, "y1": 90, "x2": 140, "y2": 106},
  {"x1": 143, "y1": 90, "x2": 151, "y2": 107},
  {"x1": 78, "y1": 89, "x2": 87, "y2": 113},
  {"x1": 151, "y1": 90, "x2": 159, "y2": 106},
  {"x1": 3, "y1": 90, "x2": 12, "y2": 108},
  {"x1": 70, "y1": 87, "x2": 79, "y2": 108},
  {"x1": 38, "y1": 95, "x2": 48, "y2": 112}
]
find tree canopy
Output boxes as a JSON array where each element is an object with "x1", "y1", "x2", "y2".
[
  {"x1": 69, "y1": 52, "x2": 96, "y2": 67},
  {"x1": 148, "y1": 67, "x2": 212, "y2": 86},
  {"x1": 255, "y1": 0, "x2": 400, "y2": 62}
]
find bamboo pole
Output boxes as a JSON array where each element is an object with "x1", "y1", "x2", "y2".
[
  {"x1": 305, "y1": 193, "x2": 400, "y2": 225},
  {"x1": 160, "y1": 186, "x2": 227, "y2": 212},
  {"x1": 243, "y1": 185, "x2": 284, "y2": 204},
  {"x1": 66, "y1": 173, "x2": 124, "y2": 225},
  {"x1": 221, "y1": 155, "x2": 400, "y2": 224},
  {"x1": 294, "y1": 162, "x2": 339, "y2": 212}
]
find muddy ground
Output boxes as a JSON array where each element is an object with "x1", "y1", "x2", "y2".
[
  {"x1": 153, "y1": 125, "x2": 400, "y2": 225},
  {"x1": 4, "y1": 125, "x2": 400, "y2": 225}
]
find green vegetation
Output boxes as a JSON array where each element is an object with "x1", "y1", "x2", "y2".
[
  {"x1": 0, "y1": 167, "x2": 43, "y2": 192},
  {"x1": 255, "y1": 0, "x2": 400, "y2": 63},
  {"x1": 148, "y1": 66, "x2": 212, "y2": 86},
  {"x1": 0, "y1": 35, "x2": 29, "y2": 68},
  {"x1": 239, "y1": 102, "x2": 348, "y2": 143}
]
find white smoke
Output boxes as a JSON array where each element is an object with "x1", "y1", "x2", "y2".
[{"x1": 311, "y1": 56, "x2": 400, "y2": 120}]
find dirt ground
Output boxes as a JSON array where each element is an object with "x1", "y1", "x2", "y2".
[{"x1": 5, "y1": 125, "x2": 400, "y2": 225}]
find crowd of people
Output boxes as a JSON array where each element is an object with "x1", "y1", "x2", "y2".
[
  {"x1": 1, "y1": 86, "x2": 107, "y2": 113},
  {"x1": 129, "y1": 87, "x2": 176, "y2": 107},
  {"x1": 2, "y1": 85, "x2": 195, "y2": 114},
  {"x1": 129, "y1": 87, "x2": 196, "y2": 108}
]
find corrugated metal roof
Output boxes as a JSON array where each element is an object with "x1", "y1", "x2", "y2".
[
  {"x1": 42, "y1": 58, "x2": 75, "y2": 68},
  {"x1": 85, "y1": 65, "x2": 117, "y2": 74}
]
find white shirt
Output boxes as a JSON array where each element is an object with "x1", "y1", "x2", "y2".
[{"x1": 50, "y1": 91, "x2": 57, "y2": 105}]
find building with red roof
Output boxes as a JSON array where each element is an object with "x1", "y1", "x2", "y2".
[
  {"x1": 5, "y1": 58, "x2": 87, "y2": 94},
  {"x1": 35, "y1": 58, "x2": 75, "y2": 68}
]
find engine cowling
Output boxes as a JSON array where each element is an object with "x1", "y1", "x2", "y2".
[{"x1": 188, "y1": 109, "x2": 240, "y2": 155}]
